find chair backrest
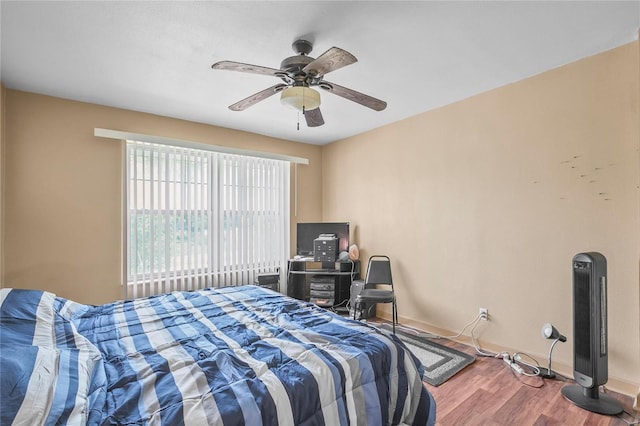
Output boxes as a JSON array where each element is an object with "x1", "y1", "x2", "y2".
[{"x1": 365, "y1": 255, "x2": 393, "y2": 288}]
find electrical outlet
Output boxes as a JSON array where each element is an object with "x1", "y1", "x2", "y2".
[{"x1": 479, "y1": 307, "x2": 489, "y2": 320}]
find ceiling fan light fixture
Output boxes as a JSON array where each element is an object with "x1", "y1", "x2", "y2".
[{"x1": 280, "y1": 86, "x2": 320, "y2": 111}]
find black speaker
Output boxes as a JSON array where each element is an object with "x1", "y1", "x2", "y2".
[
  {"x1": 287, "y1": 260, "x2": 309, "y2": 301},
  {"x1": 349, "y1": 280, "x2": 375, "y2": 319},
  {"x1": 561, "y1": 252, "x2": 622, "y2": 415},
  {"x1": 349, "y1": 280, "x2": 365, "y2": 319}
]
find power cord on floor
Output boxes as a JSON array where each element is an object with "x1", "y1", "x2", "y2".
[
  {"x1": 600, "y1": 386, "x2": 640, "y2": 425},
  {"x1": 454, "y1": 316, "x2": 548, "y2": 387},
  {"x1": 380, "y1": 315, "x2": 575, "y2": 390},
  {"x1": 391, "y1": 315, "x2": 546, "y2": 387},
  {"x1": 497, "y1": 351, "x2": 545, "y2": 388},
  {"x1": 439, "y1": 314, "x2": 483, "y2": 340},
  {"x1": 619, "y1": 409, "x2": 640, "y2": 425},
  {"x1": 513, "y1": 352, "x2": 542, "y2": 377},
  {"x1": 384, "y1": 316, "x2": 638, "y2": 406},
  {"x1": 469, "y1": 319, "x2": 498, "y2": 357},
  {"x1": 395, "y1": 313, "x2": 495, "y2": 357},
  {"x1": 329, "y1": 299, "x2": 349, "y2": 312}
]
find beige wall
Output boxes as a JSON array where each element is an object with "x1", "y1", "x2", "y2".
[
  {"x1": 3, "y1": 90, "x2": 322, "y2": 303},
  {"x1": 323, "y1": 42, "x2": 640, "y2": 394}
]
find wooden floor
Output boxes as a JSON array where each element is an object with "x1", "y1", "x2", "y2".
[{"x1": 423, "y1": 338, "x2": 637, "y2": 425}]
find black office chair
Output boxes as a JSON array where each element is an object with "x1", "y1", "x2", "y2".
[{"x1": 353, "y1": 255, "x2": 397, "y2": 334}]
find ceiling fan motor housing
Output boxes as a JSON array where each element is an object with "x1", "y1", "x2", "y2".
[
  {"x1": 280, "y1": 55, "x2": 320, "y2": 87},
  {"x1": 280, "y1": 55, "x2": 314, "y2": 74},
  {"x1": 292, "y1": 39, "x2": 313, "y2": 55}
]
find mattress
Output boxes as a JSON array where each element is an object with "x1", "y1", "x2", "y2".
[{"x1": 1, "y1": 285, "x2": 435, "y2": 425}]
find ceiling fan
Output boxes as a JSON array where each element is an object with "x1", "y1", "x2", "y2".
[{"x1": 211, "y1": 39, "x2": 387, "y2": 128}]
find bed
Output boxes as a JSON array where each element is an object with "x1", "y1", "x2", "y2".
[{"x1": 1, "y1": 285, "x2": 435, "y2": 425}]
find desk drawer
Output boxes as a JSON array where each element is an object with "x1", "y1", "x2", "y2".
[
  {"x1": 310, "y1": 289, "x2": 334, "y2": 299},
  {"x1": 310, "y1": 282, "x2": 334, "y2": 291},
  {"x1": 310, "y1": 297, "x2": 334, "y2": 307}
]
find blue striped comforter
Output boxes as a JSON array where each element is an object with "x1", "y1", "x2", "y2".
[{"x1": 1, "y1": 286, "x2": 435, "y2": 425}]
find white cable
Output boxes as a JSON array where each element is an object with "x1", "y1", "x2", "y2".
[
  {"x1": 438, "y1": 314, "x2": 483, "y2": 339},
  {"x1": 407, "y1": 313, "x2": 494, "y2": 357},
  {"x1": 513, "y1": 353, "x2": 542, "y2": 376},
  {"x1": 469, "y1": 319, "x2": 498, "y2": 357},
  {"x1": 412, "y1": 313, "x2": 496, "y2": 357},
  {"x1": 387, "y1": 311, "x2": 553, "y2": 383},
  {"x1": 620, "y1": 409, "x2": 640, "y2": 425}
]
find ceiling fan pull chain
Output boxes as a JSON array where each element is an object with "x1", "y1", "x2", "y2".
[{"x1": 297, "y1": 111, "x2": 300, "y2": 131}]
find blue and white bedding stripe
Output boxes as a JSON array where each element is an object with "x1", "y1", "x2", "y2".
[
  {"x1": 1, "y1": 286, "x2": 435, "y2": 425},
  {"x1": 1, "y1": 289, "x2": 107, "y2": 425}
]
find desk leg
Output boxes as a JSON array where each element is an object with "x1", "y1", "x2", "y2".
[{"x1": 287, "y1": 261, "x2": 309, "y2": 301}]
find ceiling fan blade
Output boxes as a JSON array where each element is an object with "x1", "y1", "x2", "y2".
[
  {"x1": 304, "y1": 107, "x2": 324, "y2": 127},
  {"x1": 228, "y1": 84, "x2": 288, "y2": 111},
  {"x1": 319, "y1": 81, "x2": 387, "y2": 111},
  {"x1": 212, "y1": 60, "x2": 282, "y2": 77},
  {"x1": 302, "y1": 47, "x2": 357, "y2": 77}
]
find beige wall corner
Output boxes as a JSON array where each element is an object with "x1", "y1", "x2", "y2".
[
  {"x1": 323, "y1": 41, "x2": 640, "y2": 396},
  {"x1": 635, "y1": 27, "x2": 640, "y2": 412}
]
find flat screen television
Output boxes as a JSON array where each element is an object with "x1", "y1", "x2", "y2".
[{"x1": 296, "y1": 222, "x2": 350, "y2": 256}]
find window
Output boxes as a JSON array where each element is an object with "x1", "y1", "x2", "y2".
[{"x1": 126, "y1": 140, "x2": 290, "y2": 298}]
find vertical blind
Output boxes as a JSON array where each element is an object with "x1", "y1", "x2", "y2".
[{"x1": 126, "y1": 140, "x2": 290, "y2": 299}]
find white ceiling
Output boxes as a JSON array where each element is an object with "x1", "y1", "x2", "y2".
[{"x1": 1, "y1": 1, "x2": 639, "y2": 145}]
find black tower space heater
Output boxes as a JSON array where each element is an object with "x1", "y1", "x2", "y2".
[{"x1": 561, "y1": 252, "x2": 622, "y2": 415}]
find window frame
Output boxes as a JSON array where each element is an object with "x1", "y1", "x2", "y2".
[{"x1": 124, "y1": 140, "x2": 290, "y2": 298}]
